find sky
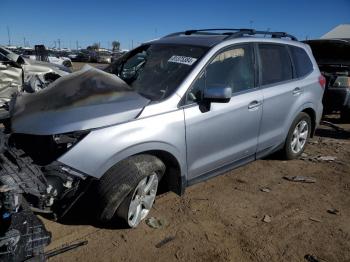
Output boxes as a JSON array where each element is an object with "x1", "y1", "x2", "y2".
[{"x1": 1, "y1": 0, "x2": 350, "y2": 50}]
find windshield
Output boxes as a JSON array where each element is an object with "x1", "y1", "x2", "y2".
[{"x1": 106, "y1": 44, "x2": 208, "y2": 100}]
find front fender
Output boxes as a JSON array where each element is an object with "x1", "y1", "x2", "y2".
[
  {"x1": 101, "y1": 141, "x2": 186, "y2": 181},
  {"x1": 58, "y1": 109, "x2": 187, "y2": 180}
]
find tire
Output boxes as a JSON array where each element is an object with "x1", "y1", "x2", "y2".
[
  {"x1": 281, "y1": 112, "x2": 311, "y2": 160},
  {"x1": 96, "y1": 154, "x2": 165, "y2": 226},
  {"x1": 340, "y1": 108, "x2": 350, "y2": 123}
]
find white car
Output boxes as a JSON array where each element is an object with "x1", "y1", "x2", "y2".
[{"x1": 21, "y1": 49, "x2": 72, "y2": 68}]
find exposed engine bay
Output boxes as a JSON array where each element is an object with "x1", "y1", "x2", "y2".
[{"x1": 0, "y1": 129, "x2": 91, "y2": 261}]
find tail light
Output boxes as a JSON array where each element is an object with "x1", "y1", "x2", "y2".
[{"x1": 318, "y1": 75, "x2": 326, "y2": 89}]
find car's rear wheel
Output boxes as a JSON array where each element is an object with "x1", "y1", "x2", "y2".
[
  {"x1": 282, "y1": 112, "x2": 311, "y2": 160},
  {"x1": 96, "y1": 154, "x2": 165, "y2": 227}
]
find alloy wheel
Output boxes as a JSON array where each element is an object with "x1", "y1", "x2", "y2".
[
  {"x1": 127, "y1": 173, "x2": 158, "y2": 227},
  {"x1": 290, "y1": 120, "x2": 309, "y2": 154}
]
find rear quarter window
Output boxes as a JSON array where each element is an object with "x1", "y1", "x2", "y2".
[
  {"x1": 258, "y1": 44, "x2": 293, "y2": 86},
  {"x1": 290, "y1": 46, "x2": 313, "y2": 78}
]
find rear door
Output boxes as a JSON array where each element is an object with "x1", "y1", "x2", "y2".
[
  {"x1": 256, "y1": 43, "x2": 301, "y2": 155},
  {"x1": 184, "y1": 43, "x2": 263, "y2": 181}
]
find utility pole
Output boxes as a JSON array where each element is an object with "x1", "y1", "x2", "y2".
[
  {"x1": 57, "y1": 39, "x2": 61, "y2": 49},
  {"x1": 76, "y1": 40, "x2": 78, "y2": 50},
  {"x1": 264, "y1": 28, "x2": 270, "y2": 37},
  {"x1": 7, "y1": 26, "x2": 11, "y2": 46},
  {"x1": 131, "y1": 39, "x2": 134, "y2": 49},
  {"x1": 23, "y1": 37, "x2": 26, "y2": 47}
]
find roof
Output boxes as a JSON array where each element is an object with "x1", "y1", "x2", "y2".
[
  {"x1": 321, "y1": 24, "x2": 350, "y2": 39},
  {"x1": 149, "y1": 29, "x2": 298, "y2": 47},
  {"x1": 149, "y1": 35, "x2": 228, "y2": 47}
]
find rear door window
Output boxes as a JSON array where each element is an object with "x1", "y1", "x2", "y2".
[
  {"x1": 258, "y1": 44, "x2": 293, "y2": 86},
  {"x1": 290, "y1": 46, "x2": 313, "y2": 78}
]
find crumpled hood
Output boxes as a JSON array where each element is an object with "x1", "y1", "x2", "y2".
[{"x1": 11, "y1": 66, "x2": 150, "y2": 135}]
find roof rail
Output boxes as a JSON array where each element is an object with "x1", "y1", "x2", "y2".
[{"x1": 163, "y1": 28, "x2": 298, "y2": 41}]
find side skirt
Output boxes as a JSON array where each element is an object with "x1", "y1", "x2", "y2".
[{"x1": 186, "y1": 155, "x2": 255, "y2": 187}]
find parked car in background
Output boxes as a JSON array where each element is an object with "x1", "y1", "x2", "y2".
[
  {"x1": 20, "y1": 47, "x2": 73, "y2": 68},
  {"x1": 69, "y1": 49, "x2": 91, "y2": 62},
  {"x1": 0, "y1": 29, "x2": 324, "y2": 234},
  {"x1": 97, "y1": 50, "x2": 112, "y2": 63},
  {"x1": 305, "y1": 39, "x2": 350, "y2": 121}
]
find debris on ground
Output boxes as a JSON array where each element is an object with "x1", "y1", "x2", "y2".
[
  {"x1": 321, "y1": 121, "x2": 345, "y2": 132},
  {"x1": 327, "y1": 208, "x2": 340, "y2": 215},
  {"x1": 155, "y1": 236, "x2": 175, "y2": 248},
  {"x1": 45, "y1": 240, "x2": 88, "y2": 259},
  {"x1": 300, "y1": 154, "x2": 337, "y2": 162},
  {"x1": 316, "y1": 156, "x2": 337, "y2": 162},
  {"x1": 262, "y1": 215, "x2": 272, "y2": 223},
  {"x1": 260, "y1": 187, "x2": 271, "y2": 193},
  {"x1": 304, "y1": 254, "x2": 320, "y2": 262},
  {"x1": 308, "y1": 140, "x2": 319, "y2": 145},
  {"x1": 145, "y1": 217, "x2": 167, "y2": 229},
  {"x1": 309, "y1": 217, "x2": 322, "y2": 223},
  {"x1": 283, "y1": 176, "x2": 317, "y2": 183}
]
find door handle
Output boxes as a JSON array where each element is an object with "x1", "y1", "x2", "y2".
[
  {"x1": 292, "y1": 87, "x2": 303, "y2": 96},
  {"x1": 248, "y1": 100, "x2": 262, "y2": 110}
]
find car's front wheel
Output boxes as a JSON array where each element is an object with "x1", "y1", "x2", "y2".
[
  {"x1": 117, "y1": 172, "x2": 160, "y2": 227},
  {"x1": 282, "y1": 112, "x2": 311, "y2": 160},
  {"x1": 96, "y1": 154, "x2": 165, "y2": 227}
]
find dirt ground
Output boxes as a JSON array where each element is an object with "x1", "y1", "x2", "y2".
[
  {"x1": 43, "y1": 63, "x2": 350, "y2": 262},
  {"x1": 71, "y1": 62, "x2": 108, "y2": 71}
]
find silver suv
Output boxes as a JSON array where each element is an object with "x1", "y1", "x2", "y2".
[{"x1": 7, "y1": 29, "x2": 324, "y2": 228}]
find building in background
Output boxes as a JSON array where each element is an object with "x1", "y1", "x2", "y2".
[{"x1": 321, "y1": 24, "x2": 350, "y2": 39}]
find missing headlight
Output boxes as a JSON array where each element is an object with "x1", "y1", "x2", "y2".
[
  {"x1": 53, "y1": 131, "x2": 89, "y2": 149},
  {"x1": 9, "y1": 131, "x2": 89, "y2": 166}
]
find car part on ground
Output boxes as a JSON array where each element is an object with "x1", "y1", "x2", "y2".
[
  {"x1": 304, "y1": 39, "x2": 350, "y2": 122},
  {"x1": 0, "y1": 143, "x2": 51, "y2": 261}
]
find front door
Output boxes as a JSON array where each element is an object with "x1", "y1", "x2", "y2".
[{"x1": 183, "y1": 43, "x2": 263, "y2": 181}]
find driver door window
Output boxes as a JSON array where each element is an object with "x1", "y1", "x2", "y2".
[{"x1": 187, "y1": 44, "x2": 255, "y2": 103}]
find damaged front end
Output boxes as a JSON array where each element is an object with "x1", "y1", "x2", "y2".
[
  {"x1": 0, "y1": 65, "x2": 149, "y2": 260},
  {"x1": 0, "y1": 132, "x2": 91, "y2": 261}
]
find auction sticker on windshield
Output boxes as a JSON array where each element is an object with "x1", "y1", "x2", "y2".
[{"x1": 168, "y1": 55, "x2": 197, "y2": 65}]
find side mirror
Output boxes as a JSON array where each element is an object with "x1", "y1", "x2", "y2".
[{"x1": 203, "y1": 86, "x2": 232, "y2": 103}]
